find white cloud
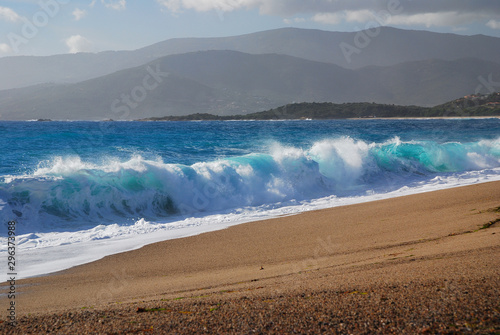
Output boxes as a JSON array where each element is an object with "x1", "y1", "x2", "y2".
[
  {"x1": 344, "y1": 10, "x2": 377, "y2": 23},
  {"x1": 156, "y1": 0, "x2": 281, "y2": 14},
  {"x1": 155, "y1": 0, "x2": 500, "y2": 15},
  {"x1": 311, "y1": 8, "x2": 496, "y2": 29},
  {"x1": 0, "y1": 6, "x2": 22, "y2": 22},
  {"x1": 90, "y1": 0, "x2": 97, "y2": 8},
  {"x1": 155, "y1": 0, "x2": 500, "y2": 30},
  {"x1": 487, "y1": 19, "x2": 500, "y2": 30},
  {"x1": 313, "y1": 10, "x2": 378, "y2": 25},
  {"x1": 65, "y1": 35, "x2": 93, "y2": 54},
  {"x1": 312, "y1": 13, "x2": 343, "y2": 25},
  {"x1": 73, "y1": 8, "x2": 87, "y2": 21},
  {"x1": 101, "y1": 0, "x2": 127, "y2": 11},
  {"x1": 385, "y1": 11, "x2": 491, "y2": 28},
  {"x1": 0, "y1": 43, "x2": 13, "y2": 54}
]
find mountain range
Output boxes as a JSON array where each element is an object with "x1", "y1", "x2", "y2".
[{"x1": 1, "y1": 27, "x2": 499, "y2": 120}]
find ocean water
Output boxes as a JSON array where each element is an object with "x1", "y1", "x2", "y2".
[{"x1": 1, "y1": 119, "x2": 500, "y2": 278}]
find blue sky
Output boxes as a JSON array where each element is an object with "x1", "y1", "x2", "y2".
[{"x1": 1, "y1": 0, "x2": 500, "y2": 57}]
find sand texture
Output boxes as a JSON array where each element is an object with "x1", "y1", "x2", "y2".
[{"x1": 1, "y1": 182, "x2": 499, "y2": 334}]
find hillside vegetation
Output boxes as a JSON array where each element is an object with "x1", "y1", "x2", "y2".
[{"x1": 138, "y1": 92, "x2": 500, "y2": 121}]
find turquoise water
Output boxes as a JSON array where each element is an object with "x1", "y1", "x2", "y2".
[{"x1": 1, "y1": 119, "x2": 500, "y2": 277}]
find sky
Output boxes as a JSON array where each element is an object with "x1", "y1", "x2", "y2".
[{"x1": 1, "y1": 0, "x2": 500, "y2": 57}]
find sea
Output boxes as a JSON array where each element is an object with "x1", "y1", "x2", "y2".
[{"x1": 1, "y1": 119, "x2": 500, "y2": 279}]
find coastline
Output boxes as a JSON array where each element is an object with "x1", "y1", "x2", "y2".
[
  {"x1": 348, "y1": 115, "x2": 500, "y2": 120},
  {"x1": 1, "y1": 181, "x2": 499, "y2": 333},
  {"x1": 3, "y1": 115, "x2": 500, "y2": 122}
]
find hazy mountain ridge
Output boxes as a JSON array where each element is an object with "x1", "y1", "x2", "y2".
[
  {"x1": 1, "y1": 27, "x2": 500, "y2": 91},
  {"x1": 1, "y1": 50, "x2": 500, "y2": 120},
  {"x1": 0, "y1": 69, "x2": 220, "y2": 120}
]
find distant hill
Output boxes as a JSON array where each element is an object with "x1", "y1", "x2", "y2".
[
  {"x1": 138, "y1": 104, "x2": 429, "y2": 121},
  {"x1": 158, "y1": 52, "x2": 500, "y2": 107},
  {"x1": 0, "y1": 71, "x2": 219, "y2": 120},
  {"x1": 431, "y1": 92, "x2": 500, "y2": 117},
  {"x1": 139, "y1": 92, "x2": 500, "y2": 121},
  {"x1": 1, "y1": 50, "x2": 500, "y2": 120},
  {"x1": 1, "y1": 27, "x2": 499, "y2": 90}
]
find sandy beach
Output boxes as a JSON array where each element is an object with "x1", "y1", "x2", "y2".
[{"x1": 1, "y1": 181, "x2": 499, "y2": 334}]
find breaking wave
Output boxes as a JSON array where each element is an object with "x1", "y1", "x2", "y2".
[{"x1": 1, "y1": 136, "x2": 500, "y2": 234}]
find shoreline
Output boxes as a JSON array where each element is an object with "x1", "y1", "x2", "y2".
[
  {"x1": 10, "y1": 174, "x2": 500, "y2": 280},
  {"x1": 1, "y1": 181, "x2": 499, "y2": 332},
  {"x1": 1, "y1": 116, "x2": 500, "y2": 122}
]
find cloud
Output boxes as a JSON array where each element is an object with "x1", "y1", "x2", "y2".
[
  {"x1": 313, "y1": 10, "x2": 378, "y2": 25},
  {"x1": 155, "y1": 0, "x2": 282, "y2": 14},
  {"x1": 155, "y1": 0, "x2": 500, "y2": 15},
  {"x1": 487, "y1": 19, "x2": 500, "y2": 30},
  {"x1": 384, "y1": 11, "x2": 492, "y2": 28},
  {"x1": 312, "y1": 13, "x2": 343, "y2": 25},
  {"x1": 0, "y1": 43, "x2": 13, "y2": 54},
  {"x1": 155, "y1": 0, "x2": 500, "y2": 28},
  {"x1": 101, "y1": 0, "x2": 126, "y2": 11},
  {"x1": 344, "y1": 10, "x2": 379, "y2": 23},
  {"x1": 0, "y1": 6, "x2": 22, "y2": 22},
  {"x1": 72, "y1": 8, "x2": 87, "y2": 21},
  {"x1": 65, "y1": 35, "x2": 92, "y2": 53}
]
